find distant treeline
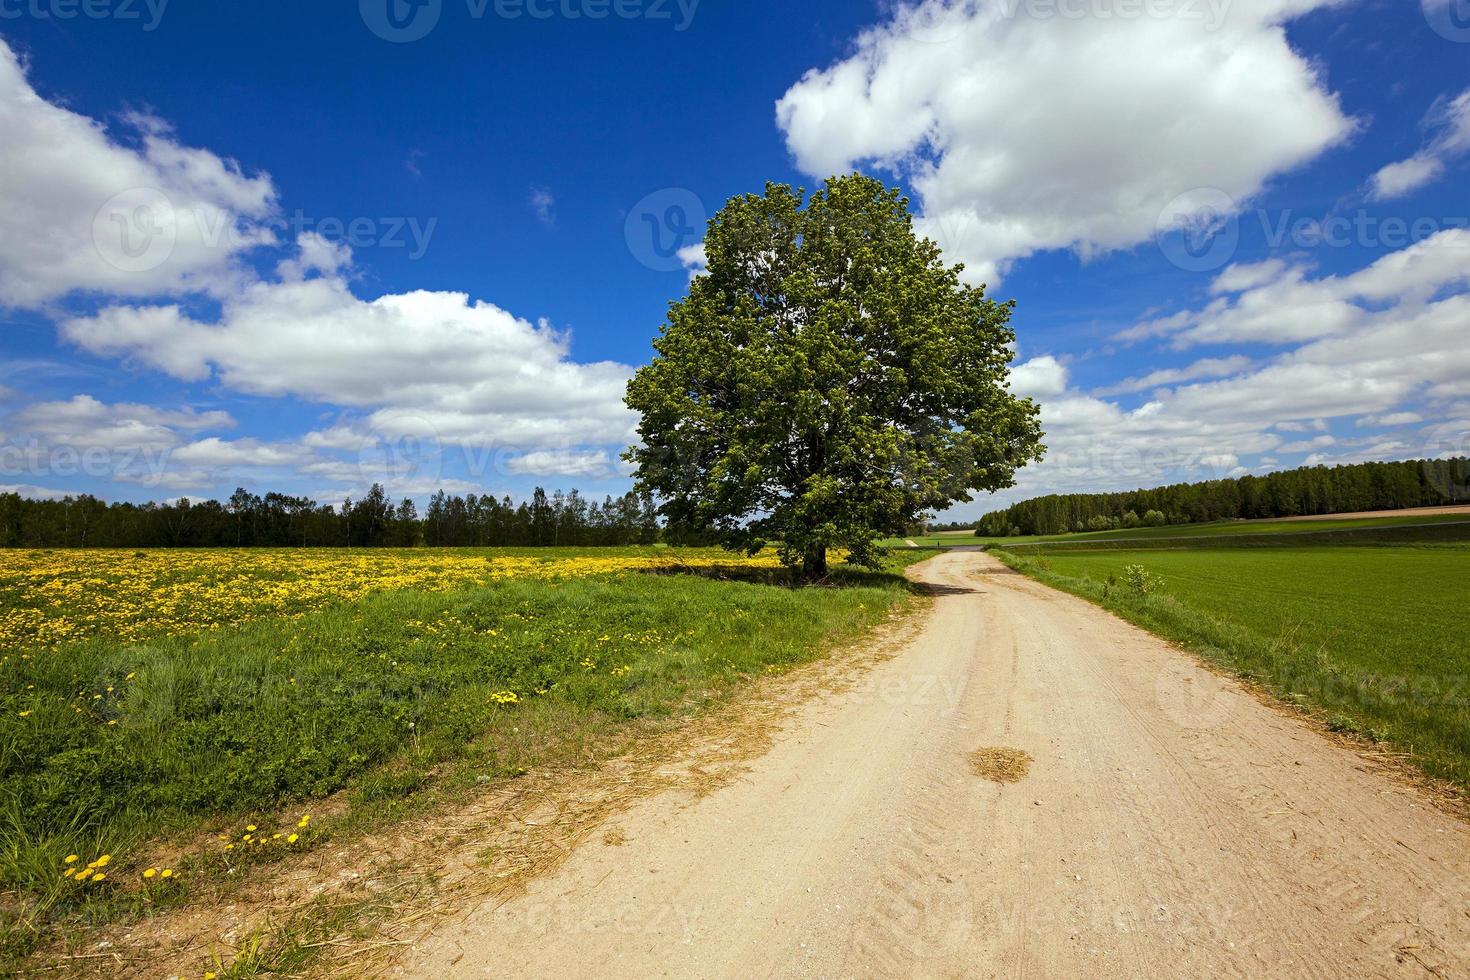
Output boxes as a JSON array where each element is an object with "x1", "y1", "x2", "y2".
[
  {"x1": 976, "y1": 459, "x2": 1469, "y2": 537},
  {"x1": 0, "y1": 484, "x2": 666, "y2": 549}
]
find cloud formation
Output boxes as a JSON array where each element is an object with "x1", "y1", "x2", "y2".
[
  {"x1": 983, "y1": 229, "x2": 1470, "y2": 509},
  {"x1": 0, "y1": 39, "x2": 276, "y2": 309},
  {"x1": 62, "y1": 235, "x2": 638, "y2": 456},
  {"x1": 776, "y1": 0, "x2": 1353, "y2": 283},
  {"x1": 1370, "y1": 87, "x2": 1470, "y2": 200}
]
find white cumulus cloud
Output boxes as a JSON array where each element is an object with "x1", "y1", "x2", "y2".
[
  {"x1": 61, "y1": 236, "x2": 639, "y2": 454},
  {"x1": 0, "y1": 38, "x2": 276, "y2": 309},
  {"x1": 975, "y1": 229, "x2": 1470, "y2": 512},
  {"x1": 776, "y1": 0, "x2": 1354, "y2": 283}
]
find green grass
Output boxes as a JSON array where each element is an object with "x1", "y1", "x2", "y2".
[
  {"x1": 998, "y1": 518, "x2": 1470, "y2": 553},
  {"x1": 875, "y1": 533, "x2": 980, "y2": 548},
  {"x1": 0, "y1": 551, "x2": 923, "y2": 966},
  {"x1": 879, "y1": 510, "x2": 1470, "y2": 551},
  {"x1": 994, "y1": 544, "x2": 1470, "y2": 787}
]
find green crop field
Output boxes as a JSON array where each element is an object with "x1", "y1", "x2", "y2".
[
  {"x1": 0, "y1": 547, "x2": 923, "y2": 967},
  {"x1": 995, "y1": 543, "x2": 1470, "y2": 787},
  {"x1": 878, "y1": 510, "x2": 1470, "y2": 552}
]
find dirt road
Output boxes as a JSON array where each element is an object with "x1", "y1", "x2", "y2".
[{"x1": 394, "y1": 552, "x2": 1470, "y2": 978}]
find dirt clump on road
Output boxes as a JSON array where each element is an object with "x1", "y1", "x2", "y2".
[{"x1": 968, "y1": 746, "x2": 1033, "y2": 783}]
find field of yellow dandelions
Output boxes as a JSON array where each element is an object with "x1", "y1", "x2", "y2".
[{"x1": 0, "y1": 548, "x2": 782, "y2": 651}]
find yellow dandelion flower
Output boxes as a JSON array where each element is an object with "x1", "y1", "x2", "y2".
[
  {"x1": 143, "y1": 868, "x2": 157, "y2": 878},
  {"x1": 286, "y1": 833, "x2": 299, "y2": 844},
  {"x1": 160, "y1": 869, "x2": 174, "y2": 879},
  {"x1": 92, "y1": 873, "x2": 106, "y2": 882},
  {"x1": 64, "y1": 854, "x2": 78, "y2": 864}
]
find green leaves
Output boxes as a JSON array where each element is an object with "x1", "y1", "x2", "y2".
[{"x1": 626, "y1": 174, "x2": 1046, "y2": 575}]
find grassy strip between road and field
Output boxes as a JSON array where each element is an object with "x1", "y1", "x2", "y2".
[
  {"x1": 996, "y1": 518, "x2": 1470, "y2": 553},
  {"x1": 0, "y1": 550, "x2": 927, "y2": 971},
  {"x1": 880, "y1": 510, "x2": 1470, "y2": 551},
  {"x1": 991, "y1": 544, "x2": 1470, "y2": 791}
]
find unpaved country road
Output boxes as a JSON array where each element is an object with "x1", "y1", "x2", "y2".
[{"x1": 394, "y1": 552, "x2": 1470, "y2": 978}]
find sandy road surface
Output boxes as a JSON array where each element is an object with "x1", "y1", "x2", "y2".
[{"x1": 394, "y1": 552, "x2": 1470, "y2": 978}]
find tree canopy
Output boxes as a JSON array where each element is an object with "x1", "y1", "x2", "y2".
[{"x1": 625, "y1": 174, "x2": 1045, "y2": 576}]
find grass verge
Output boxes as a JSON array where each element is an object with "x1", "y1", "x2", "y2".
[
  {"x1": 0, "y1": 554, "x2": 926, "y2": 972},
  {"x1": 991, "y1": 545, "x2": 1470, "y2": 789}
]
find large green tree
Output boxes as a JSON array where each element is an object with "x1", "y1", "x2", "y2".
[{"x1": 624, "y1": 175, "x2": 1046, "y2": 577}]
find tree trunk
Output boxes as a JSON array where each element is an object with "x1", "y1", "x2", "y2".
[{"x1": 802, "y1": 546, "x2": 828, "y2": 581}]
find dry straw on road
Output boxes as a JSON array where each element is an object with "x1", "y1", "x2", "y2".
[{"x1": 967, "y1": 746, "x2": 1033, "y2": 784}]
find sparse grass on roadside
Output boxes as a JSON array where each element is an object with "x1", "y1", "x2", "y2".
[
  {"x1": 0, "y1": 549, "x2": 926, "y2": 971},
  {"x1": 993, "y1": 544, "x2": 1470, "y2": 788}
]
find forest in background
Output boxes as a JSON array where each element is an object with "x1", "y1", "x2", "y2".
[
  {"x1": 5, "y1": 458, "x2": 1467, "y2": 548},
  {"x1": 976, "y1": 459, "x2": 1469, "y2": 537},
  {"x1": 0, "y1": 485, "x2": 663, "y2": 549}
]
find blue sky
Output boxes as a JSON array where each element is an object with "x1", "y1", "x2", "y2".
[{"x1": 1, "y1": 0, "x2": 1468, "y2": 519}]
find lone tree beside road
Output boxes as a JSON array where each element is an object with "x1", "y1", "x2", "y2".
[{"x1": 625, "y1": 175, "x2": 1045, "y2": 578}]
